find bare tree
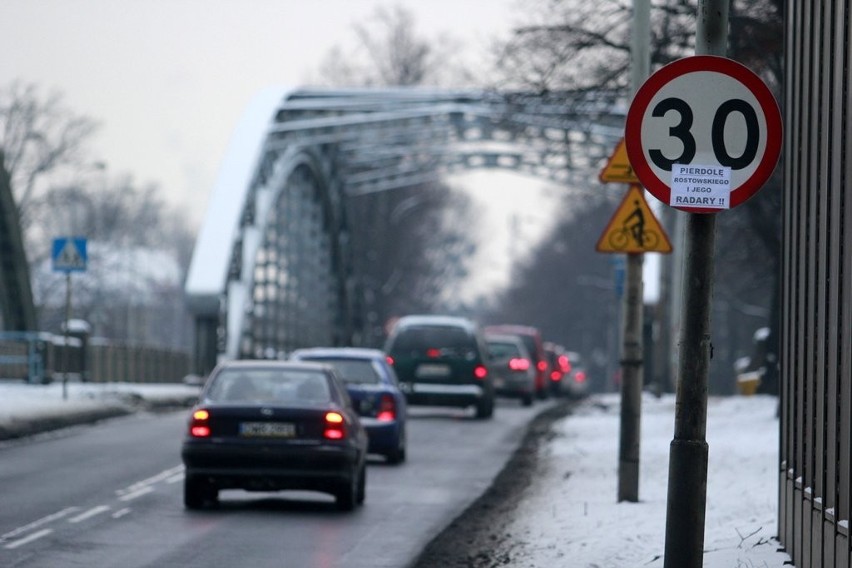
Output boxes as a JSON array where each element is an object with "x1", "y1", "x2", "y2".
[
  {"x1": 313, "y1": 4, "x2": 481, "y2": 344},
  {"x1": 315, "y1": 4, "x2": 475, "y2": 88},
  {"x1": 0, "y1": 82, "x2": 98, "y2": 227},
  {"x1": 30, "y1": 175, "x2": 195, "y2": 348}
]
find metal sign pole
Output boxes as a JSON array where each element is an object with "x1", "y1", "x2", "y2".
[
  {"x1": 663, "y1": 1, "x2": 729, "y2": 566},
  {"x1": 617, "y1": 0, "x2": 651, "y2": 504},
  {"x1": 63, "y1": 272, "x2": 71, "y2": 401}
]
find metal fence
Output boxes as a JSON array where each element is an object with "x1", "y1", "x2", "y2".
[
  {"x1": 779, "y1": 1, "x2": 852, "y2": 566},
  {"x1": 0, "y1": 332, "x2": 191, "y2": 384}
]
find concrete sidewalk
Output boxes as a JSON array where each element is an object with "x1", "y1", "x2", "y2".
[{"x1": 0, "y1": 381, "x2": 201, "y2": 441}]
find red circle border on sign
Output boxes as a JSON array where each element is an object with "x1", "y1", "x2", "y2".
[{"x1": 625, "y1": 56, "x2": 782, "y2": 213}]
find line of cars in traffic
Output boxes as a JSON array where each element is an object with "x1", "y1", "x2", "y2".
[{"x1": 180, "y1": 314, "x2": 589, "y2": 512}]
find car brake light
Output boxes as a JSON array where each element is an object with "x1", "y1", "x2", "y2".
[
  {"x1": 537, "y1": 360, "x2": 547, "y2": 372},
  {"x1": 550, "y1": 370, "x2": 561, "y2": 381},
  {"x1": 324, "y1": 411, "x2": 346, "y2": 440},
  {"x1": 559, "y1": 355, "x2": 571, "y2": 373},
  {"x1": 189, "y1": 409, "x2": 211, "y2": 438},
  {"x1": 574, "y1": 371, "x2": 587, "y2": 383},
  {"x1": 508, "y1": 357, "x2": 530, "y2": 371},
  {"x1": 474, "y1": 364, "x2": 488, "y2": 380},
  {"x1": 376, "y1": 394, "x2": 396, "y2": 421},
  {"x1": 426, "y1": 348, "x2": 441, "y2": 358},
  {"x1": 386, "y1": 355, "x2": 395, "y2": 366}
]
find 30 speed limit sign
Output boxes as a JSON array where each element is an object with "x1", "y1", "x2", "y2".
[{"x1": 625, "y1": 56, "x2": 782, "y2": 213}]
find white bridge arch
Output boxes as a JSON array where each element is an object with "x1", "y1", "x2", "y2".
[{"x1": 185, "y1": 87, "x2": 624, "y2": 374}]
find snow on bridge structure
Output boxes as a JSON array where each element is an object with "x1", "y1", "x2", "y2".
[{"x1": 184, "y1": 86, "x2": 624, "y2": 374}]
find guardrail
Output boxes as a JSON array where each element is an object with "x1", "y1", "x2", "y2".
[{"x1": 0, "y1": 332, "x2": 191, "y2": 384}]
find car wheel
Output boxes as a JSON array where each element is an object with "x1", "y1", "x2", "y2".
[
  {"x1": 386, "y1": 432, "x2": 407, "y2": 465},
  {"x1": 522, "y1": 393, "x2": 533, "y2": 407},
  {"x1": 475, "y1": 395, "x2": 494, "y2": 419},
  {"x1": 356, "y1": 464, "x2": 366, "y2": 505},
  {"x1": 184, "y1": 476, "x2": 214, "y2": 510},
  {"x1": 335, "y1": 468, "x2": 359, "y2": 511}
]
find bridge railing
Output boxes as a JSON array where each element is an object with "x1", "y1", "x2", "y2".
[{"x1": 0, "y1": 332, "x2": 191, "y2": 384}]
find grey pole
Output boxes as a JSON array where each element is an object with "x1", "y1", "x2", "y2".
[
  {"x1": 662, "y1": 1, "x2": 729, "y2": 566},
  {"x1": 617, "y1": 0, "x2": 651, "y2": 504}
]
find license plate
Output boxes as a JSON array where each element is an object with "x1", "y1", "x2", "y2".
[
  {"x1": 415, "y1": 363, "x2": 451, "y2": 378},
  {"x1": 239, "y1": 422, "x2": 296, "y2": 438}
]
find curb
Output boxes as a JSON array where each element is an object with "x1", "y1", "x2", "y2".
[{"x1": 0, "y1": 405, "x2": 133, "y2": 441}]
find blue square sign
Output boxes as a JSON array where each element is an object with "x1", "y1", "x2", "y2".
[{"x1": 52, "y1": 237, "x2": 87, "y2": 272}]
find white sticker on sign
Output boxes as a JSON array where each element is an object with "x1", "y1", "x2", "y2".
[{"x1": 670, "y1": 164, "x2": 732, "y2": 209}]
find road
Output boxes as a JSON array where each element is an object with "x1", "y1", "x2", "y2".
[{"x1": 0, "y1": 399, "x2": 550, "y2": 568}]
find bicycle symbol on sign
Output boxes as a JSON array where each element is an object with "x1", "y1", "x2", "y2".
[{"x1": 607, "y1": 199, "x2": 660, "y2": 250}]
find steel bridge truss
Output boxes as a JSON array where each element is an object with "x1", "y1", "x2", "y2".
[{"x1": 185, "y1": 87, "x2": 624, "y2": 374}]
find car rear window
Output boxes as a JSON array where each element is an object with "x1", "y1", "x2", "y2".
[
  {"x1": 487, "y1": 341, "x2": 521, "y2": 359},
  {"x1": 206, "y1": 369, "x2": 331, "y2": 403},
  {"x1": 389, "y1": 326, "x2": 477, "y2": 355},
  {"x1": 300, "y1": 358, "x2": 381, "y2": 385}
]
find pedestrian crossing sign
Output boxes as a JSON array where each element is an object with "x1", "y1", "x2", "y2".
[
  {"x1": 596, "y1": 185, "x2": 672, "y2": 254},
  {"x1": 52, "y1": 237, "x2": 88, "y2": 272}
]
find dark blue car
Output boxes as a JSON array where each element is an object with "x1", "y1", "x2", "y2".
[{"x1": 290, "y1": 347, "x2": 407, "y2": 464}]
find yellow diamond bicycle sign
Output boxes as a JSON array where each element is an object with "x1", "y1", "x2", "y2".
[{"x1": 596, "y1": 185, "x2": 672, "y2": 254}]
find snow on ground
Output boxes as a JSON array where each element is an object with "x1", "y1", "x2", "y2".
[
  {"x1": 0, "y1": 380, "x2": 200, "y2": 439},
  {"x1": 506, "y1": 392, "x2": 792, "y2": 567}
]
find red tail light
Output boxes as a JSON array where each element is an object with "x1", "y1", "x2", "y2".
[
  {"x1": 574, "y1": 371, "x2": 587, "y2": 384},
  {"x1": 550, "y1": 370, "x2": 562, "y2": 381},
  {"x1": 324, "y1": 411, "x2": 346, "y2": 440},
  {"x1": 426, "y1": 348, "x2": 441, "y2": 358},
  {"x1": 508, "y1": 357, "x2": 530, "y2": 371},
  {"x1": 189, "y1": 409, "x2": 211, "y2": 438},
  {"x1": 376, "y1": 394, "x2": 396, "y2": 422},
  {"x1": 536, "y1": 360, "x2": 547, "y2": 372},
  {"x1": 559, "y1": 355, "x2": 571, "y2": 373},
  {"x1": 473, "y1": 364, "x2": 488, "y2": 380},
  {"x1": 386, "y1": 355, "x2": 395, "y2": 366}
]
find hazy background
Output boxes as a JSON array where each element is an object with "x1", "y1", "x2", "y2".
[{"x1": 0, "y1": 0, "x2": 575, "y2": 295}]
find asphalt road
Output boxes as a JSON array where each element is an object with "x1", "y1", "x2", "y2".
[{"x1": 0, "y1": 399, "x2": 550, "y2": 568}]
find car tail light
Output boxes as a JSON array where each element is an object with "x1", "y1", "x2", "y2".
[
  {"x1": 536, "y1": 360, "x2": 547, "y2": 372},
  {"x1": 508, "y1": 357, "x2": 530, "y2": 371},
  {"x1": 189, "y1": 409, "x2": 211, "y2": 438},
  {"x1": 559, "y1": 355, "x2": 571, "y2": 373},
  {"x1": 426, "y1": 348, "x2": 441, "y2": 358},
  {"x1": 324, "y1": 411, "x2": 346, "y2": 440},
  {"x1": 473, "y1": 364, "x2": 488, "y2": 380},
  {"x1": 376, "y1": 394, "x2": 396, "y2": 422},
  {"x1": 386, "y1": 355, "x2": 395, "y2": 366},
  {"x1": 574, "y1": 371, "x2": 587, "y2": 384},
  {"x1": 550, "y1": 370, "x2": 562, "y2": 381}
]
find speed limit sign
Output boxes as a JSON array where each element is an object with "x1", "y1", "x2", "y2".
[{"x1": 625, "y1": 56, "x2": 782, "y2": 213}]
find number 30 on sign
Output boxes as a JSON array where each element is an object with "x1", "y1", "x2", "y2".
[{"x1": 625, "y1": 56, "x2": 782, "y2": 214}]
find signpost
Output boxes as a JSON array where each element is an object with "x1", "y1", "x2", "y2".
[
  {"x1": 624, "y1": 5, "x2": 782, "y2": 567},
  {"x1": 52, "y1": 237, "x2": 87, "y2": 400}
]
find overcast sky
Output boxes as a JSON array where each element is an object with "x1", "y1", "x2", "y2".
[{"x1": 0, "y1": 0, "x2": 523, "y2": 215}]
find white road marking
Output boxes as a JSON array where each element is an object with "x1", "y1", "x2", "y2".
[
  {"x1": 118, "y1": 486, "x2": 154, "y2": 502},
  {"x1": 116, "y1": 465, "x2": 184, "y2": 496},
  {"x1": 4, "y1": 528, "x2": 52, "y2": 550},
  {"x1": 165, "y1": 473, "x2": 184, "y2": 484},
  {"x1": 112, "y1": 508, "x2": 131, "y2": 519},
  {"x1": 68, "y1": 505, "x2": 110, "y2": 524},
  {"x1": 1, "y1": 507, "x2": 79, "y2": 542}
]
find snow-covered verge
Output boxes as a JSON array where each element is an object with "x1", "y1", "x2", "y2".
[
  {"x1": 0, "y1": 381, "x2": 200, "y2": 440},
  {"x1": 502, "y1": 392, "x2": 791, "y2": 567}
]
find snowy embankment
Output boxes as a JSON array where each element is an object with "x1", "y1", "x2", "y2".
[{"x1": 504, "y1": 392, "x2": 791, "y2": 567}]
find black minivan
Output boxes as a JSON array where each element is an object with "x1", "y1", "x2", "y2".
[{"x1": 384, "y1": 315, "x2": 495, "y2": 419}]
